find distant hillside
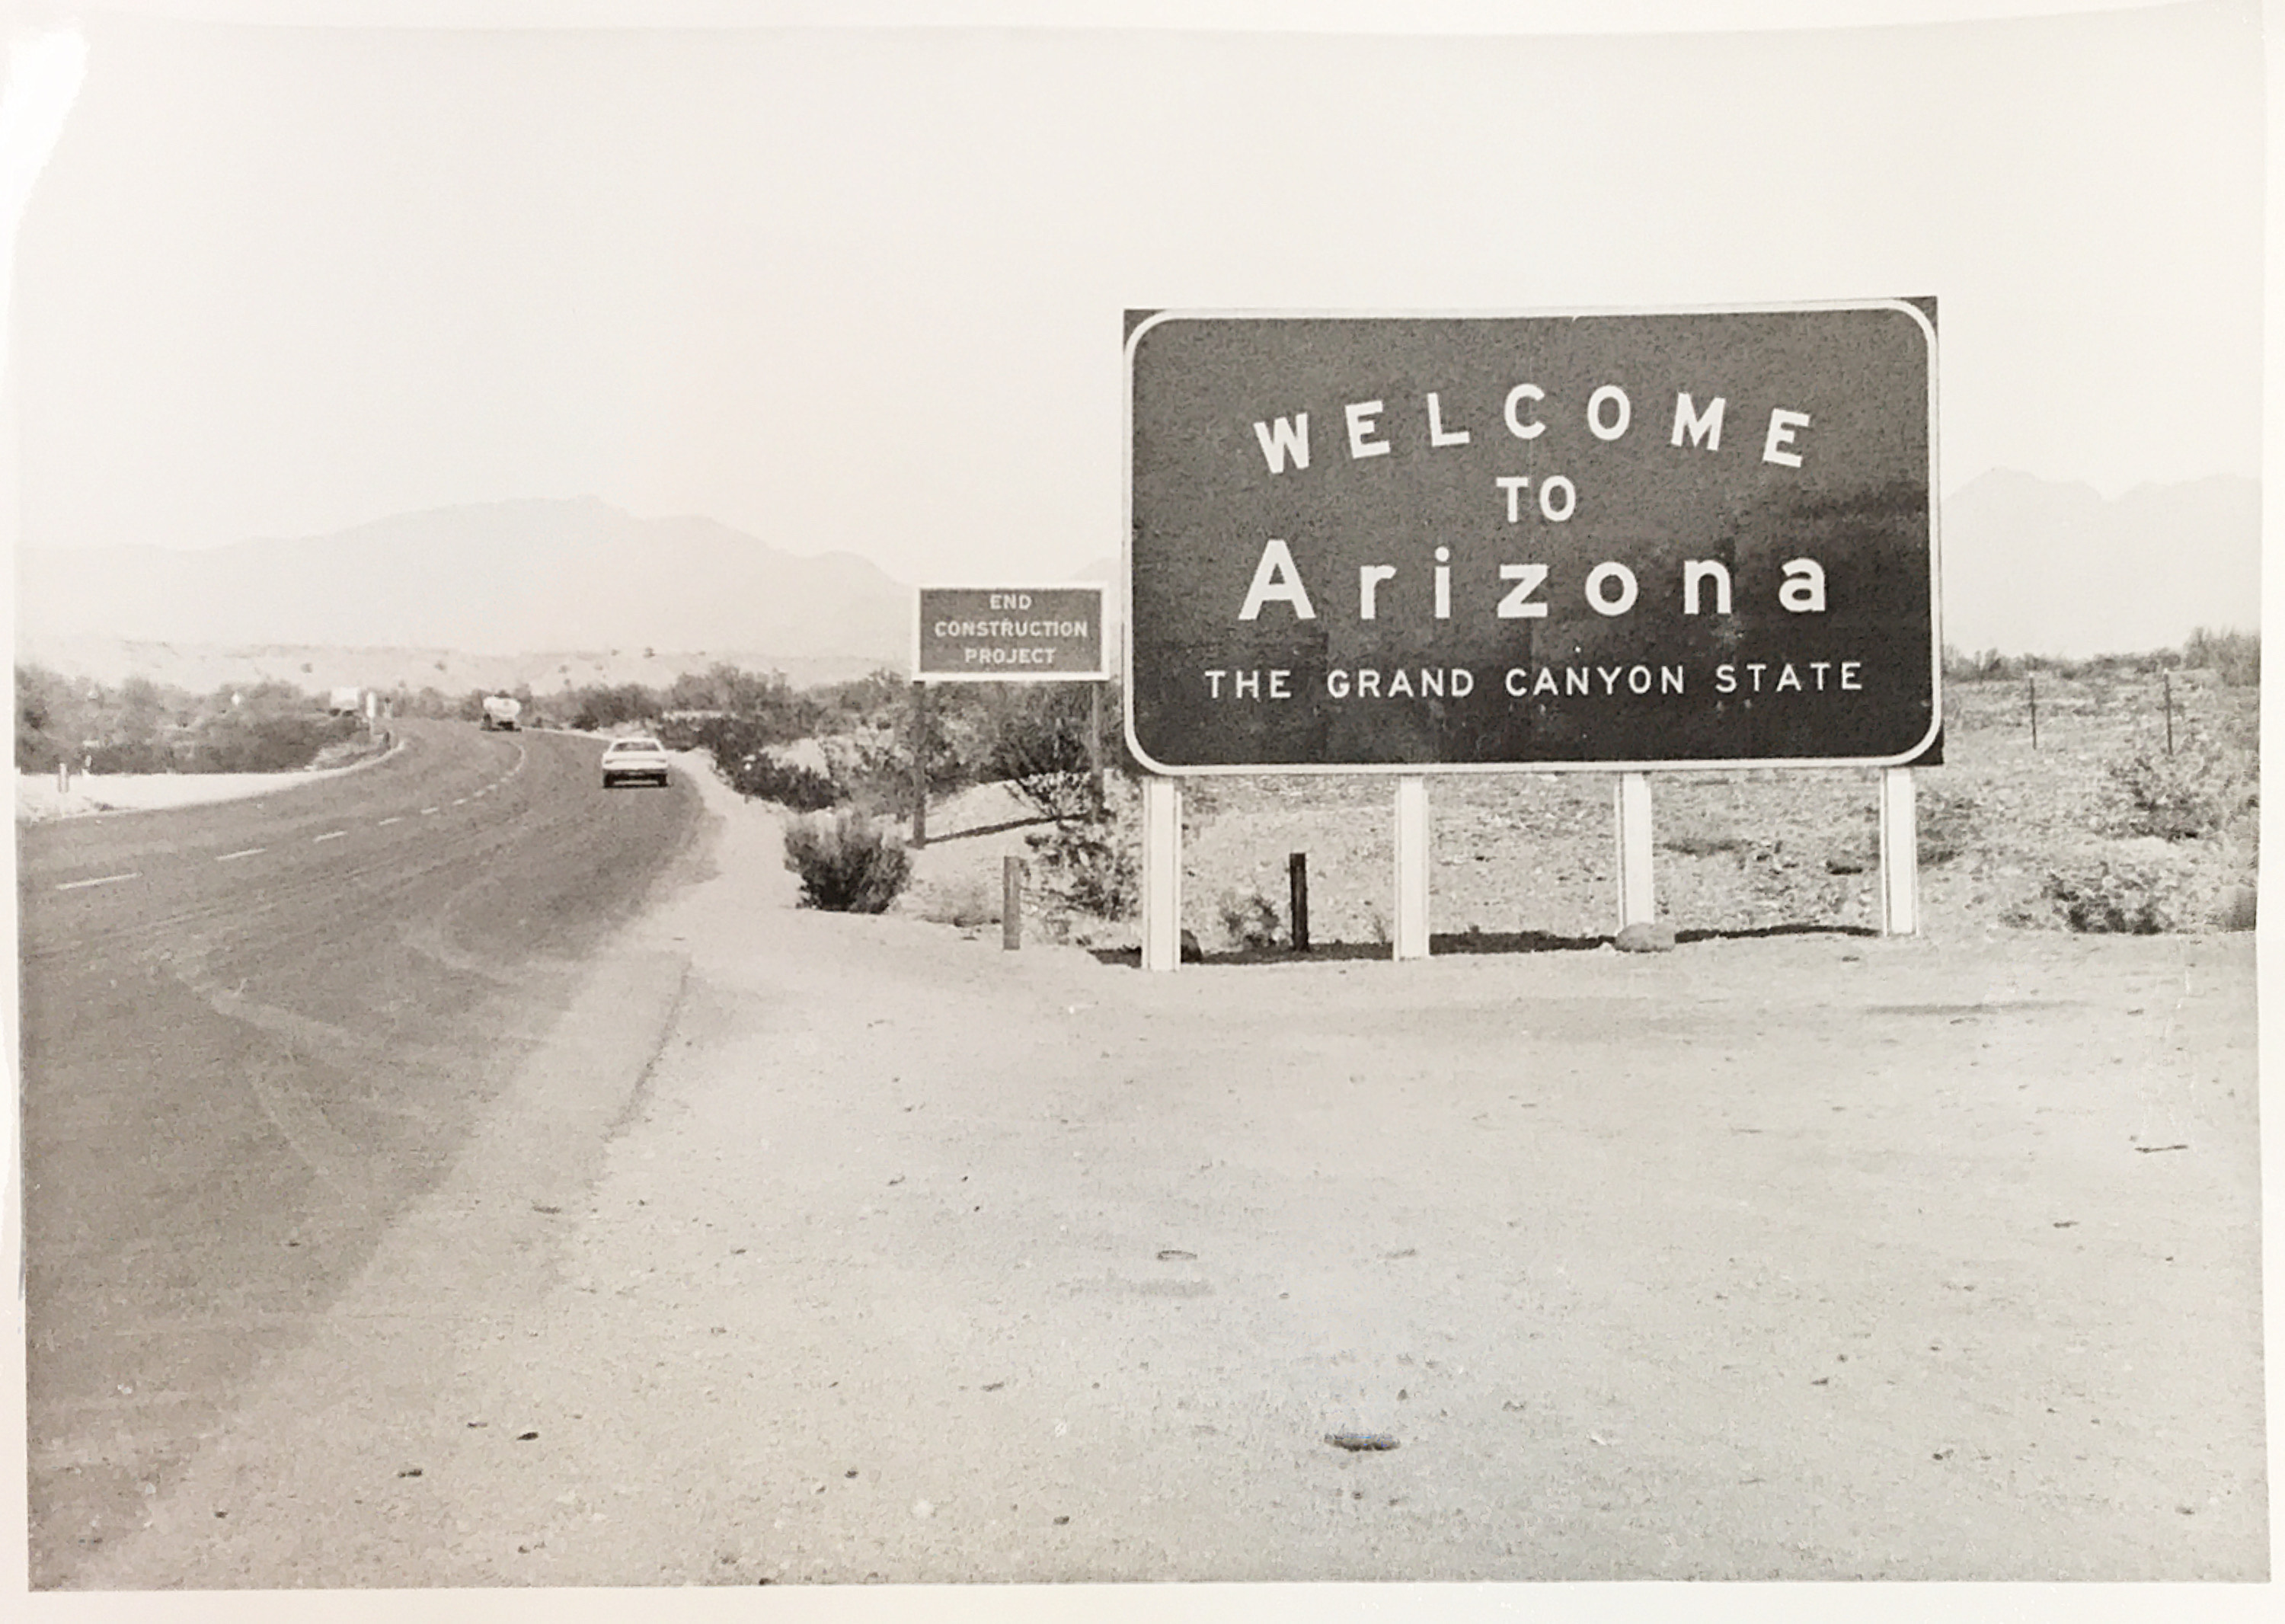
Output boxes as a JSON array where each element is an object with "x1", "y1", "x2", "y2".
[
  {"x1": 1941, "y1": 472, "x2": 2258, "y2": 657},
  {"x1": 14, "y1": 497, "x2": 913, "y2": 665},
  {"x1": 14, "y1": 480, "x2": 2256, "y2": 686},
  {"x1": 4, "y1": 639, "x2": 890, "y2": 698}
]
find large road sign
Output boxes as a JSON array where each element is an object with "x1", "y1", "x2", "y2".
[
  {"x1": 1124, "y1": 302, "x2": 1939, "y2": 774},
  {"x1": 914, "y1": 585, "x2": 1108, "y2": 682}
]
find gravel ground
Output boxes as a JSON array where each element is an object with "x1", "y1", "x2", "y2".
[
  {"x1": 69, "y1": 738, "x2": 2266, "y2": 1591},
  {"x1": 900, "y1": 671, "x2": 2258, "y2": 954}
]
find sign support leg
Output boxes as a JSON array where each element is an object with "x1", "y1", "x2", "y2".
[
  {"x1": 1142, "y1": 775, "x2": 1182, "y2": 972},
  {"x1": 1878, "y1": 766, "x2": 1919, "y2": 935},
  {"x1": 1394, "y1": 775, "x2": 1431, "y2": 960},
  {"x1": 910, "y1": 680, "x2": 928, "y2": 849},
  {"x1": 1615, "y1": 772, "x2": 1654, "y2": 928}
]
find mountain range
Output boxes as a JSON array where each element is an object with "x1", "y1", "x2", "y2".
[
  {"x1": 9, "y1": 477, "x2": 2261, "y2": 690},
  {"x1": 1938, "y1": 471, "x2": 2258, "y2": 658}
]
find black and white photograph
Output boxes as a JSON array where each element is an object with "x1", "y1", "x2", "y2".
[{"x1": 4, "y1": 0, "x2": 2274, "y2": 1613}]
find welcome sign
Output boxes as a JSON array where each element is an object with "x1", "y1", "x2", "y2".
[{"x1": 1123, "y1": 304, "x2": 1940, "y2": 773}]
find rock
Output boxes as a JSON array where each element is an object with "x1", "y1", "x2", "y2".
[
  {"x1": 1612, "y1": 921, "x2": 1677, "y2": 953},
  {"x1": 1325, "y1": 1432, "x2": 1400, "y2": 1452}
]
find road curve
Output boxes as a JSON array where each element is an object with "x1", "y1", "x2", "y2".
[{"x1": 19, "y1": 720, "x2": 705, "y2": 1587}]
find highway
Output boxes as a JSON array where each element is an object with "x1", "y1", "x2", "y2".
[{"x1": 18, "y1": 720, "x2": 704, "y2": 1586}]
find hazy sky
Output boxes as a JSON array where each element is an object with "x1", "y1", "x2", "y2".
[{"x1": 6, "y1": 0, "x2": 2265, "y2": 586}]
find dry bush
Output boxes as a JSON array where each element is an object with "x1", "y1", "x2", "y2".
[
  {"x1": 2023, "y1": 844, "x2": 2198, "y2": 935},
  {"x1": 781, "y1": 810, "x2": 912, "y2": 913},
  {"x1": 1216, "y1": 887, "x2": 1283, "y2": 951},
  {"x1": 2106, "y1": 738, "x2": 2251, "y2": 841}
]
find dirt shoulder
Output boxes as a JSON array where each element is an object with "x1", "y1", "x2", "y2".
[{"x1": 70, "y1": 753, "x2": 2264, "y2": 1587}]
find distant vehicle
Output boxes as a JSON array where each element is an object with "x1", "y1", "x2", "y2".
[
  {"x1": 600, "y1": 735, "x2": 671, "y2": 789},
  {"x1": 480, "y1": 695, "x2": 523, "y2": 732},
  {"x1": 327, "y1": 686, "x2": 364, "y2": 716}
]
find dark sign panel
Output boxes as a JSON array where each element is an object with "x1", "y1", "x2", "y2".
[
  {"x1": 915, "y1": 586, "x2": 1107, "y2": 682},
  {"x1": 1124, "y1": 304, "x2": 1939, "y2": 773}
]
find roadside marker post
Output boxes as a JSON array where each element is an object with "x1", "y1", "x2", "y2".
[
  {"x1": 1615, "y1": 773, "x2": 1656, "y2": 928},
  {"x1": 1394, "y1": 777, "x2": 1431, "y2": 960},
  {"x1": 1878, "y1": 767, "x2": 1920, "y2": 935},
  {"x1": 1142, "y1": 775, "x2": 1182, "y2": 971},
  {"x1": 1002, "y1": 856, "x2": 1026, "y2": 951}
]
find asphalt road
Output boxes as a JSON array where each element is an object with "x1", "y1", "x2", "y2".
[{"x1": 18, "y1": 720, "x2": 703, "y2": 1587}]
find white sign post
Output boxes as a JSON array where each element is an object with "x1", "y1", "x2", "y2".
[
  {"x1": 1878, "y1": 766, "x2": 1920, "y2": 935},
  {"x1": 1394, "y1": 777, "x2": 1433, "y2": 959},
  {"x1": 1142, "y1": 775, "x2": 1184, "y2": 971},
  {"x1": 1615, "y1": 773, "x2": 1657, "y2": 928}
]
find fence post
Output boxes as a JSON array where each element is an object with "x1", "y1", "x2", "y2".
[
  {"x1": 1615, "y1": 772, "x2": 1655, "y2": 928},
  {"x1": 1393, "y1": 776, "x2": 1431, "y2": 960},
  {"x1": 1142, "y1": 775, "x2": 1182, "y2": 972},
  {"x1": 1002, "y1": 856, "x2": 1025, "y2": 951},
  {"x1": 1088, "y1": 681, "x2": 1104, "y2": 780},
  {"x1": 1288, "y1": 852, "x2": 1311, "y2": 954}
]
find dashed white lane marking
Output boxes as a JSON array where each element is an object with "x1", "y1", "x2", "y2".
[
  {"x1": 450, "y1": 798, "x2": 467, "y2": 806},
  {"x1": 377, "y1": 817, "x2": 403, "y2": 826},
  {"x1": 57, "y1": 871, "x2": 140, "y2": 890},
  {"x1": 420, "y1": 807, "x2": 440, "y2": 816},
  {"x1": 216, "y1": 848, "x2": 266, "y2": 863},
  {"x1": 313, "y1": 830, "x2": 347, "y2": 843}
]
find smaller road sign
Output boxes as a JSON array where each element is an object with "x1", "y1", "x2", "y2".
[{"x1": 915, "y1": 586, "x2": 1108, "y2": 682}]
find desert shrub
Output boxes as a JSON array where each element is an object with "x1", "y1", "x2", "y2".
[
  {"x1": 1661, "y1": 828, "x2": 1746, "y2": 858},
  {"x1": 2107, "y1": 738, "x2": 2249, "y2": 840},
  {"x1": 1027, "y1": 814, "x2": 1139, "y2": 920},
  {"x1": 2183, "y1": 627, "x2": 2259, "y2": 688},
  {"x1": 729, "y1": 753, "x2": 841, "y2": 811},
  {"x1": 1916, "y1": 787, "x2": 1980, "y2": 866},
  {"x1": 822, "y1": 727, "x2": 928, "y2": 818},
  {"x1": 1944, "y1": 646, "x2": 2020, "y2": 683},
  {"x1": 2033, "y1": 846, "x2": 2197, "y2": 934},
  {"x1": 561, "y1": 682, "x2": 662, "y2": 732},
  {"x1": 182, "y1": 712, "x2": 362, "y2": 773},
  {"x1": 83, "y1": 737, "x2": 176, "y2": 773},
  {"x1": 781, "y1": 810, "x2": 912, "y2": 913},
  {"x1": 1216, "y1": 886, "x2": 1283, "y2": 951},
  {"x1": 987, "y1": 683, "x2": 1123, "y2": 826}
]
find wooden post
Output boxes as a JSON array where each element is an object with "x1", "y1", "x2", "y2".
[
  {"x1": 1002, "y1": 855, "x2": 1025, "y2": 951},
  {"x1": 1393, "y1": 776, "x2": 1431, "y2": 960},
  {"x1": 1878, "y1": 766, "x2": 1919, "y2": 935},
  {"x1": 56, "y1": 761, "x2": 69, "y2": 794},
  {"x1": 1088, "y1": 681, "x2": 1104, "y2": 779},
  {"x1": 1288, "y1": 852, "x2": 1311, "y2": 954},
  {"x1": 1142, "y1": 775, "x2": 1182, "y2": 972},
  {"x1": 910, "y1": 680, "x2": 928, "y2": 848},
  {"x1": 1614, "y1": 772, "x2": 1654, "y2": 928}
]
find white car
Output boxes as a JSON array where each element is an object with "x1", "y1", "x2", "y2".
[{"x1": 600, "y1": 735, "x2": 672, "y2": 788}]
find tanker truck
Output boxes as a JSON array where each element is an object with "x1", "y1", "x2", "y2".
[{"x1": 480, "y1": 694, "x2": 523, "y2": 732}]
